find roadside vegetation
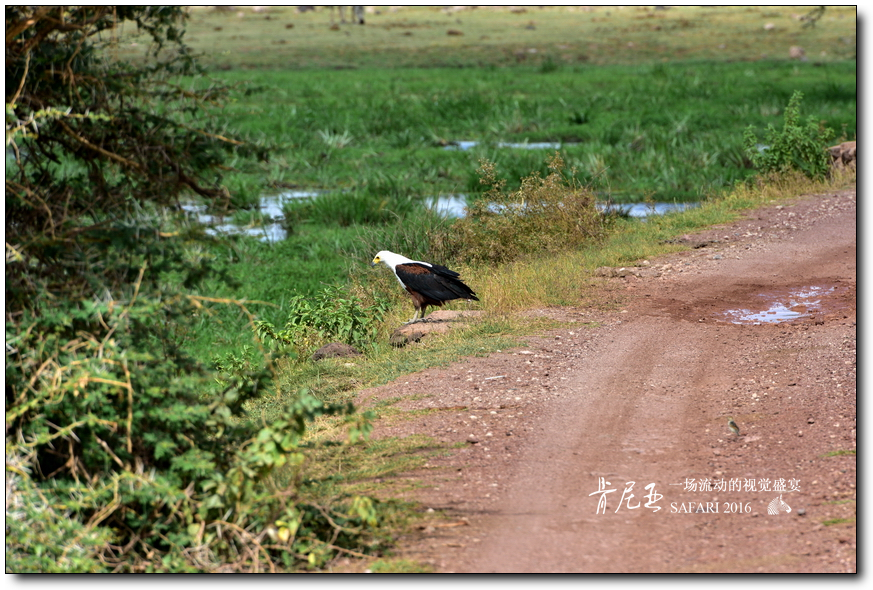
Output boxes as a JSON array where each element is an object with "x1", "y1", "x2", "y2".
[{"x1": 6, "y1": 5, "x2": 855, "y2": 573}]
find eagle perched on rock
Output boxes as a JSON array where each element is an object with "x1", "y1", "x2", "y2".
[{"x1": 371, "y1": 250, "x2": 479, "y2": 323}]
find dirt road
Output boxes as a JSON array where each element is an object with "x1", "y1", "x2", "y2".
[{"x1": 357, "y1": 187, "x2": 856, "y2": 573}]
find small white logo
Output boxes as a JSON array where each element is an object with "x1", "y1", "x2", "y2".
[{"x1": 768, "y1": 494, "x2": 792, "y2": 515}]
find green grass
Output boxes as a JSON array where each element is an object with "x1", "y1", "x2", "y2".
[
  {"x1": 195, "y1": 60, "x2": 855, "y2": 204},
  {"x1": 822, "y1": 518, "x2": 855, "y2": 527},
  {"x1": 172, "y1": 55, "x2": 854, "y2": 363},
  {"x1": 112, "y1": 6, "x2": 855, "y2": 211},
  {"x1": 289, "y1": 433, "x2": 444, "y2": 495},
  {"x1": 366, "y1": 558, "x2": 434, "y2": 574},
  {"x1": 822, "y1": 449, "x2": 856, "y2": 457},
  {"x1": 246, "y1": 315, "x2": 540, "y2": 419}
]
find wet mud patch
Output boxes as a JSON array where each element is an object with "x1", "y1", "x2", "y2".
[
  {"x1": 720, "y1": 283, "x2": 853, "y2": 325},
  {"x1": 651, "y1": 280, "x2": 854, "y2": 326}
]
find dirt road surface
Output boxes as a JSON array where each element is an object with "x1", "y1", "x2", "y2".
[{"x1": 356, "y1": 187, "x2": 856, "y2": 573}]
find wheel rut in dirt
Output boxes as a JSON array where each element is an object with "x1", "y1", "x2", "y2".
[{"x1": 466, "y1": 322, "x2": 708, "y2": 572}]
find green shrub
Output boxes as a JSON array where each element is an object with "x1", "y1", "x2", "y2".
[
  {"x1": 743, "y1": 90, "x2": 835, "y2": 179},
  {"x1": 5, "y1": 290, "x2": 382, "y2": 572},
  {"x1": 5, "y1": 446, "x2": 113, "y2": 573},
  {"x1": 254, "y1": 285, "x2": 390, "y2": 356}
]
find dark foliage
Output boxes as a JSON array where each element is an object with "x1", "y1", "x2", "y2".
[{"x1": 5, "y1": 6, "x2": 267, "y2": 312}]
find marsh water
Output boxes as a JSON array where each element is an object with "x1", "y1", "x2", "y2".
[{"x1": 184, "y1": 191, "x2": 698, "y2": 242}]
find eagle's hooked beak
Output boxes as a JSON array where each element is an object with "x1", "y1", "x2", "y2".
[{"x1": 370, "y1": 256, "x2": 380, "y2": 267}]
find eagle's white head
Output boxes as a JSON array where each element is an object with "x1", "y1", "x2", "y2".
[{"x1": 371, "y1": 250, "x2": 417, "y2": 270}]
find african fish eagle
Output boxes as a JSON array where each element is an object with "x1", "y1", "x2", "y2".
[{"x1": 371, "y1": 250, "x2": 479, "y2": 323}]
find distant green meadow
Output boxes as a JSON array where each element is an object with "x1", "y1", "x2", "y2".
[
  {"x1": 112, "y1": 6, "x2": 856, "y2": 361},
  {"x1": 122, "y1": 6, "x2": 855, "y2": 203},
  {"x1": 212, "y1": 60, "x2": 856, "y2": 205}
]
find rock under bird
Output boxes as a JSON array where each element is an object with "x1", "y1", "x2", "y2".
[{"x1": 371, "y1": 250, "x2": 479, "y2": 323}]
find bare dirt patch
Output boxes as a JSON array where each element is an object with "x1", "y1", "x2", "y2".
[{"x1": 348, "y1": 188, "x2": 856, "y2": 573}]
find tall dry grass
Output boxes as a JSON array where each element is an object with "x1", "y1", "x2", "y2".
[{"x1": 446, "y1": 153, "x2": 613, "y2": 265}]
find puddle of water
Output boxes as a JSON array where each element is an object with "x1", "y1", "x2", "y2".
[
  {"x1": 426, "y1": 195, "x2": 698, "y2": 219},
  {"x1": 426, "y1": 194, "x2": 469, "y2": 217},
  {"x1": 597, "y1": 202, "x2": 699, "y2": 218},
  {"x1": 443, "y1": 141, "x2": 480, "y2": 151},
  {"x1": 207, "y1": 221, "x2": 288, "y2": 242},
  {"x1": 426, "y1": 195, "x2": 544, "y2": 217},
  {"x1": 443, "y1": 140, "x2": 575, "y2": 151},
  {"x1": 723, "y1": 286, "x2": 836, "y2": 325},
  {"x1": 181, "y1": 190, "x2": 319, "y2": 242},
  {"x1": 185, "y1": 190, "x2": 698, "y2": 242}
]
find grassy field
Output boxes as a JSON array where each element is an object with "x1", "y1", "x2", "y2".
[
  {"x1": 113, "y1": 6, "x2": 857, "y2": 202},
  {"x1": 209, "y1": 60, "x2": 856, "y2": 203},
  {"x1": 116, "y1": 6, "x2": 857, "y2": 69},
  {"x1": 122, "y1": 6, "x2": 856, "y2": 366}
]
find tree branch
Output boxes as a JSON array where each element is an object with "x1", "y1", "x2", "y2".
[
  {"x1": 4, "y1": 7, "x2": 53, "y2": 46},
  {"x1": 56, "y1": 118, "x2": 144, "y2": 171},
  {"x1": 8, "y1": 49, "x2": 30, "y2": 105}
]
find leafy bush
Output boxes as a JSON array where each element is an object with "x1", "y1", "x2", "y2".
[
  {"x1": 5, "y1": 293, "x2": 381, "y2": 572},
  {"x1": 743, "y1": 90, "x2": 835, "y2": 180},
  {"x1": 6, "y1": 445, "x2": 113, "y2": 573},
  {"x1": 4, "y1": 7, "x2": 267, "y2": 307},
  {"x1": 448, "y1": 153, "x2": 611, "y2": 265},
  {"x1": 254, "y1": 285, "x2": 390, "y2": 356}
]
